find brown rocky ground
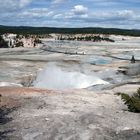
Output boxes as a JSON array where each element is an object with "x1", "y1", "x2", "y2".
[{"x1": 0, "y1": 85, "x2": 140, "y2": 140}]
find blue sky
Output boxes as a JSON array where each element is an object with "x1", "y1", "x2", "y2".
[{"x1": 0, "y1": 0, "x2": 140, "y2": 29}]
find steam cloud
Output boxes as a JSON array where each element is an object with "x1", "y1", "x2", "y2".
[{"x1": 33, "y1": 63, "x2": 109, "y2": 90}]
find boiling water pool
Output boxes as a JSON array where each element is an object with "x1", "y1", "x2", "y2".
[{"x1": 85, "y1": 56, "x2": 113, "y2": 65}]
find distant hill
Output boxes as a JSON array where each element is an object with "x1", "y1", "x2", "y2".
[{"x1": 0, "y1": 25, "x2": 140, "y2": 36}]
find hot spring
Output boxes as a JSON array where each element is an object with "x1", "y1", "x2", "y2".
[{"x1": 33, "y1": 63, "x2": 109, "y2": 90}]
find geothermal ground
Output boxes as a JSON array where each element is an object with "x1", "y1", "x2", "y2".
[{"x1": 0, "y1": 35, "x2": 140, "y2": 140}]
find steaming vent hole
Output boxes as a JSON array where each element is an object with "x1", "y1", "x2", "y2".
[{"x1": 33, "y1": 63, "x2": 109, "y2": 90}]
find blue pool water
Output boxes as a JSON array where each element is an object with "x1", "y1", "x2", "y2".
[
  {"x1": 86, "y1": 56, "x2": 112, "y2": 65},
  {"x1": 95, "y1": 59, "x2": 111, "y2": 65}
]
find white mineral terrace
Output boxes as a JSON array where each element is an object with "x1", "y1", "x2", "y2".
[{"x1": 0, "y1": 35, "x2": 140, "y2": 140}]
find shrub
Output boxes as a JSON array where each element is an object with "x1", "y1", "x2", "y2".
[
  {"x1": 15, "y1": 41, "x2": 23, "y2": 47},
  {"x1": 34, "y1": 38, "x2": 42, "y2": 44},
  {"x1": 0, "y1": 36, "x2": 9, "y2": 48},
  {"x1": 117, "y1": 88, "x2": 140, "y2": 113}
]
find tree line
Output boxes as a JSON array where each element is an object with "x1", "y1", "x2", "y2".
[{"x1": 0, "y1": 25, "x2": 140, "y2": 36}]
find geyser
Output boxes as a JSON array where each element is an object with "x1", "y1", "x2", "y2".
[{"x1": 33, "y1": 63, "x2": 108, "y2": 90}]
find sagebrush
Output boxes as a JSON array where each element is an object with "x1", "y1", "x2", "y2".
[{"x1": 117, "y1": 88, "x2": 140, "y2": 113}]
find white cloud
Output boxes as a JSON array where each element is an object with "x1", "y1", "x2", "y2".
[
  {"x1": 52, "y1": 8, "x2": 140, "y2": 28},
  {"x1": 20, "y1": 8, "x2": 54, "y2": 18},
  {"x1": 20, "y1": 0, "x2": 32, "y2": 8},
  {"x1": 0, "y1": 0, "x2": 17, "y2": 11},
  {"x1": 67, "y1": 9, "x2": 136, "y2": 22},
  {"x1": 116, "y1": 10, "x2": 134, "y2": 18},
  {"x1": 53, "y1": 5, "x2": 88, "y2": 20},
  {"x1": 52, "y1": 0, "x2": 65, "y2": 4},
  {"x1": 72, "y1": 5, "x2": 88, "y2": 15},
  {"x1": 53, "y1": 14, "x2": 63, "y2": 19},
  {"x1": 0, "y1": 0, "x2": 32, "y2": 12},
  {"x1": 0, "y1": 0, "x2": 140, "y2": 28}
]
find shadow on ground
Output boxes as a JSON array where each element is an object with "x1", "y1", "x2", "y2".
[{"x1": 0, "y1": 105, "x2": 18, "y2": 139}]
